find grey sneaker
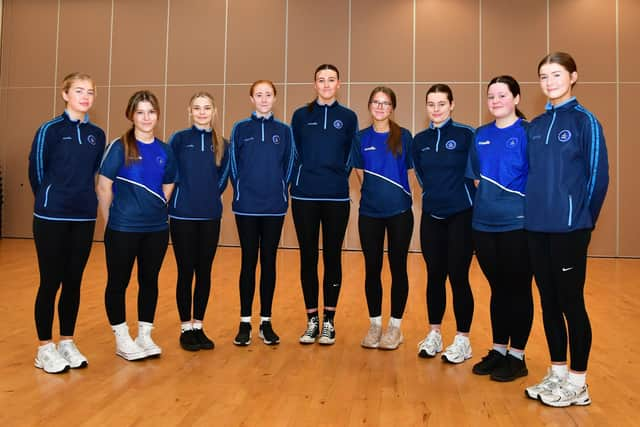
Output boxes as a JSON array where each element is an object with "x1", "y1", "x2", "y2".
[
  {"x1": 361, "y1": 324, "x2": 383, "y2": 349},
  {"x1": 378, "y1": 326, "x2": 403, "y2": 350}
]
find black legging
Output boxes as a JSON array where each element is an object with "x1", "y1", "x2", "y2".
[
  {"x1": 358, "y1": 209, "x2": 413, "y2": 319},
  {"x1": 474, "y1": 229, "x2": 533, "y2": 350},
  {"x1": 33, "y1": 218, "x2": 95, "y2": 340},
  {"x1": 291, "y1": 199, "x2": 349, "y2": 311},
  {"x1": 170, "y1": 219, "x2": 220, "y2": 322},
  {"x1": 104, "y1": 228, "x2": 169, "y2": 325},
  {"x1": 528, "y1": 229, "x2": 592, "y2": 371},
  {"x1": 420, "y1": 209, "x2": 474, "y2": 332},
  {"x1": 235, "y1": 215, "x2": 285, "y2": 317}
]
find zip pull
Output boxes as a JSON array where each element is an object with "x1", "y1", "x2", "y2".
[
  {"x1": 324, "y1": 106, "x2": 328, "y2": 130},
  {"x1": 201, "y1": 133, "x2": 204, "y2": 151},
  {"x1": 261, "y1": 122, "x2": 265, "y2": 142}
]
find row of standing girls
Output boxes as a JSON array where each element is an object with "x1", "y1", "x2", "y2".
[{"x1": 28, "y1": 52, "x2": 608, "y2": 409}]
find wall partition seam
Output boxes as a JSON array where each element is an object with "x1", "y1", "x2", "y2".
[
  {"x1": 162, "y1": 0, "x2": 171, "y2": 140},
  {"x1": 52, "y1": 0, "x2": 61, "y2": 116},
  {"x1": 106, "y1": 0, "x2": 115, "y2": 141}
]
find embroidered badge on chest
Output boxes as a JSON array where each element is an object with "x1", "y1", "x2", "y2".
[
  {"x1": 87, "y1": 135, "x2": 97, "y2": 145},
  {"x1": 506, "y1": 137, "x2": 519, "y2": 148},
  {"x1": 558, "y1": 129, "x2": 572, "y2": 142},
  {"x1": 272, "y1": 135, "x2": 281, "y2": 144},
  {"x1": 333, "y1": 120, "x2": 343, "y2": 129},
  {"x1": 445, "y1": 140, "x2": 457, "y2": 150},
  {"x1": 156, "y1": 156, "x2": 165, "y2": 166}
]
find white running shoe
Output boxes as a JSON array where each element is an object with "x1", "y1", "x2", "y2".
[
  {"x1": 34, "y1": 343, "x2": 70, "y2": 374},
  {"x1": 318, "y1": 320, "x2": 336, "y2": 345},
  {"x1": 441, "y1": 335, "x2": 472, "y2": 364},
  {"x1": 135, "y1": 322, "x2": 162, "y2": 358},
  {"x1": 361, "y1": 324, "x2": 383, "y2": 349},
  {"x1": 525, "y1": 369, "x2": 566, "y2": 400},
  {"x1": 57, "y1": 340, "x2": 88, "y2": 368},
  {"x1": 112, "y1": 323, "x2": 146, "y2": 361},
  {"x1": 378, "y1": 325, "x2": 403, "y2": 350},
  {"x1": 417, "y1": 330, "x2": 443, "y2": 358},
  {"x1": 539, "y1": 379, "x2": 591, "y2": 407},
  {"x1": 299, "y1": 316, "x2": 320, "y2": 344}
]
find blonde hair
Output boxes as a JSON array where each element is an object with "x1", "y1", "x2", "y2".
[
  {"x1": 189, "y1": 92, "x2": 226, "y2": 166},
  {"x1": 61, "y1": 72, "x2": 95, "y2": 101}
]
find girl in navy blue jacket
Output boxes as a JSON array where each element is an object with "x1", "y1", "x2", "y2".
[
  {"x1": 412, "y1": 84, "x2": 476, "y2": 364},
  {"x1": 351, "y1": 86, "x2": 413, "y2": 351},
  {"x1": 28, "y1": 72, "x2": 106, "y2": 374},
  {"x1": 467, "y1": 76, "x2": 533, "y2": 381},
  {"x1": 229, "y1": 80, "x2": 296, "y2": 346},
  {"x1": 168, "y1": 92, "x2": 229, "y2": 351},
  {"x1": 524, "y1": 52, "x2": 609, "y2": 408},
  {"x1": 97, "y1": 91, "x2": 177, "y2": 361},
  {"x1": 291, "y1": 64, "x2": 358, "y2": 345}
]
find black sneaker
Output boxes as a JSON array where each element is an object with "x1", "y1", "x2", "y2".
[
  {"x1": 259, "y1": 321, "x2": 280, "y2": 345},
  {"x1": 472, "y1": 350, "x2": 506, "y2": 375},
  {"x1": 299, "y1": 316, "x2": 320, "y2": 344},
  {"x1": 233, "y1": 322, "x2": 252, "y2": 346},
  {"x1": 194, "y1": 328, "x2": 215, "y2": 350},
  {"x1": 180, "y1": 330, "x2": 201, "y2": 352},
  {"x1": 318, "y1": 319, "x2": 336, "y2": 345},
  {"x1": 490, "y1": 353, "x2": 528, "y2": 382}
]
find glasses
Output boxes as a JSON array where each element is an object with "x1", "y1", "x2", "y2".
[{"x1": 370, "y1": 100, "x2": 393, "y2": 108}]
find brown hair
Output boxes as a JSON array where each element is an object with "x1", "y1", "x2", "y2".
[
  {"x1": 122, "y1": 90, "x2": 160, "y2": 165},
  {"x1": 61, "y1": 72, "x2": 95, "y2": 100},
  {"x1": 368, "y1": 86, "x2": 402, "y2": 157},
  {"x1": 538, "y1": 52, "x2": 578, "y2": 87},
  {"x1": 189, "y1": 92, "x2": 226, "y2": 166},
  {"x1": 307, "y1": 64, "x2": 340, "y2": 112},
  {"x1": 249, "y1": 80, "x2": 277, "y2": 96},
  {"x1": 426, "y1": 83, "x2": 453, "y2": 103},
  {"x1": 488, "y1": 75, "x2": 526, "y2": 119}
]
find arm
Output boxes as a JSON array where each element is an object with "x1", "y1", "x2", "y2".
[
  {"x1": 584, "y1": 118, "x2": 609, "y2": 224},
  {"x1": 217, "y1": 139, "x2": 231, "y2": 193},
  {"x1": 96, "y1": 175, "x2": 113, "y2": 225},
  {"x1": 163, "y1": 183, "x2": 175, "y2": 201},
  {"x1": 28, "y1": 125, "x2": 48, "y2": 194},
  {"x1": 283, "y1": 126, "x2": 297, "y2": 184}
]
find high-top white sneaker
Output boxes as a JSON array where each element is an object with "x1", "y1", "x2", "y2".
[
  {"x1": 112, "y1": 322, "x2": 146, "y2": 361},
  {"x1": 135, "y1": 321, "x2": 162, "y2": 358}
]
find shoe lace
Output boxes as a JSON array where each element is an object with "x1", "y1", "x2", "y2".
[
  {"x1": 418, "y1": 332, "x2": 437, "y2": 350},
  {"x1": 321, "y1": 322, "x2": 334, "y2": 338},
  {"x1": 304, "y1": 318, "x2": 319, "y2": 337},
  {"x1": 447, "y1": 337, "x2": 468, "y2": 356}
]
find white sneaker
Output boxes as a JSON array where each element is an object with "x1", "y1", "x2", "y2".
[
  {"x1": 34, "y1": 343, "x2": 70, "y2": 374},
  {"x1": 57, "y1": 340, "x2": 88, "y2": 368},
  {"x1": 441, "y1": 335, "x2": 472, "y2": 364},
  {"x1": 112, "y1": 323, "x2": 146, "y2": 361},
  {"x1": 525, "y1": 368, "x2": 566, "y2": 400},
  {"x1": 417, "y1": 330, "x2": 443, "y2": 358},
  {"x1": 539, "y1": 379, "x2": 591, "y2": 407},
  {"x1": 135, "y1": 322, "x2": 162, "y2": 358},
  {"x1": 378, "y1": 325, "x2": 403, "y2": 350},
  {"x1": 361, "y1": 324, "x2": 383, "y2": 349},
  {"x1": 299, "y1": 316, "x2": 320, "y2": 344},
  {"x1": 318, "y1": 320, "x2": 336, "y2": 345}
]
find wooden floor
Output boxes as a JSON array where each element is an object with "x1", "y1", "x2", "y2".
[{"x1": 0, "y1": 238, "x2": 638, "y2": 427}]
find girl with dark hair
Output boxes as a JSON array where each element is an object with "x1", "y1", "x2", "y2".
[
  {"x1": 168, "y1": 92, "x2": 229, "y2": 351},
  {"x1": 29, "y1": 72, "x2": 106, "y2": 373},
  {"x1": 290, "y1": 64, "x2": 358, "y2": 345},
  {"x1": 97, "y1": 90, "x2": 177, "y2": 361},
  {"x1": 525, "y1": 52, "x2": 609, "y2": 407},
  {"x1": 467, "y1": 76, "x2": 534, "y2": 382},
  {"x1": 412, "y1": 84, "x2": 476, "y2": 364},
  {"x1": 229, "y1": 80, "x2": 296, "y2": 346},
  {"x1": 351, "y1": 86, "x2": 413, "y2": 351}
]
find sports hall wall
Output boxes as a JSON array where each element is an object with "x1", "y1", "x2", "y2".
[{"x1": 0, "y1": 0, "x2": 638, "y2": 257}]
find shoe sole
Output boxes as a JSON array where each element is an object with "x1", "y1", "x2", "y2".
[
  {"x1": 233, "y1": 340, "x2": 251, "y2": 346},
  {"x1": 181, "y1": 342, "x2": 201, "y2": 352},
  {"x1": 378, "y1": 339, "x2": 403, "y2": 351},
  {"x1": 472, "y1": 368, "x2": 493, "y2": 375},
  {"x1": 441, "y1": 354, "x2": 472, "y2": 364},
  {"x1": 115, "y1": 351, "x2": 147, "y2": 361},
  {"x1": 299, "y1": 336, "x2": 317, "y2": 344},
  {"x1": 318, "y1": 337, "x2": 335, "y2": 345},
  {"x1": 34, "y1": 360, "x2": 70, "y2": 374},
  {"x1": 361, "y1": 342, "x2": 379, "y2": 349},
  {"x1": 538, "y1": 395, "x2": 591, "y2": 408},
  {"x1": 491, "y1": 369, "x2": 528, "y2": 382},
  {"x1": 259, "y1": 331, "x2": 280, "y2": 345},
  {"x1": 199, "y1": 342, "x2": 215, "y2": 350},
  {"x1": 418, "y1": 349, "x2": 441, "y2": 358},
  {"x1": 69, "y1": 360, "x2": 88, "y2": 369}
]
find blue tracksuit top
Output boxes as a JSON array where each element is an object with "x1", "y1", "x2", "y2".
[
  {"x1": 100, "y1": 138, "x2": 177, "y2": 232},
  {"x1": 290, "y1": 100, "x2": 358, "y2": 201},
  {"x1": 525, "y1": 97, "x2": 609, "y2": 232},
  {"x1": 350, "y1": 126, "x2": 413, "y2": 218},
  {"x1": 466, "y1": 118, "x2": 528, "y2": 232},
  {"x1": 28, "y1": 110, "x2": 106, "y2": 221},
  {"x1": 412, "y1": 118, "x2": 475, "y2": 219},
  {"x1": 229, "y1": 112, "x2": 296, "y2": 216},
  {"x1": 168, "y1": 126, "x2": 230, "y2": 220}
]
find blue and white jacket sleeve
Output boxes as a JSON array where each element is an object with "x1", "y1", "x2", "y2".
[
  {"x1": 349, "y1": 133, "x2": 363, "y2": 169},
  {"x1": 28, "y1": 125, "x2": 50, "y2": 194},
  {"x1": 168, "y1": 132, "x2": 181, "y2": 183},
  {"x1": 582, "y1": 117, "x2": 609, "y2": 224},
  {"x1": 99, "y1": 140, "x2": 125, "y2": 180},
  {"x1": 283, "y1": 126, "x2": 296, "y2": 184},
  {"x1": 218, "y1": 139, "x2": 231, "y2": 194},
  {"x1": 163, "y1": 144, "x2": 178, "y2": 184},
  {"x1": 403, "y1": 130, "x2": 414, "y2": 170},
  {"x1": 465, "y1": 133, "x2": 480, "y2": 180}
]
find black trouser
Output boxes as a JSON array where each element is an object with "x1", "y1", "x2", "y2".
[
  {"x1": 528, "y1": 230, "x2": 592, "y2": 371},
  {"x1": 235, "y1": 215, "x2": 285, "y2": 317},
  {"x1": 474, "y1": 229, "x2": 533, "y2": 350},
  {"x1": 104, "y1": 228, "x2": 169, "y2": 325},
  {"x1": 33, "y1": 218, "x2": 95, "y2": 340},
  {"x1": 170, "y1": 218, "x2": 220, "y2": 322},
  {"x1": 358, "y1": 209, "x2": 413, "y2": 319},
  {"x1": 291, "y1": 199, "x2": 350, "y2": 312},
  {"x1": 420, "y1": 209, "x2": 474, "y2": 333}
]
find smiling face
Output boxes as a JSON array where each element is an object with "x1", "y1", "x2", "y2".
[
  {"x1": 539, "y1": 62, "x2": 577, "y2": 105},
  {"x1": 132, "y1": 100, "x2": 158, "y2": 135},
  {"x1": 487, "y1": 82, "x2": 519, "y2": 121},
  {"x1": 190, "y1": 96, "x2": 215, "y2": 129},
  {"x1": 62, "y1": 79, "x2": 95, "y2": 119},
  {"x1": 426, "y1": 92, "x2": 453, "y2": 126},
  {"x1": 250, "y1": 82, "x2": 276, "y2": 115},
  {"x1": 369, "y1": 91, "x2": 394, "y2": 124},
  {"x1": 314, "y1": 69, "x2": 340, "y2": 104}
]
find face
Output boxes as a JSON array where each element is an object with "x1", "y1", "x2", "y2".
[
  {"x1": 190, "y1": 96, "x2": 215, "y2": 128},
  {"x1": 426, "y1": 92, "x2": 453, "y2": 126},
  {"x1": 250, "y1": 83, "x2": 276, "y2": 115},
  {"x1": 314, "y1": 69, "x2": 340, "y2": 103},
  {"x1": 369, "y1": 92, "x2": 394, "y2": 123},
  {"x1": 539, "y1": 63, "x2": 577, "y2": 105},
  {"x1": 487, "y1": 82, "x2": 519, "y2": 120},
  {"x1": 62, "y1": 79, "x2": 95, "y2": 116},
  {"x1": 132, "y1": 100, "x2": 158, "y2": 134}
]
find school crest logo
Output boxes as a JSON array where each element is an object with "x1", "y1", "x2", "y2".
[
  {"x1": 333, "y1": 120, "x2": 343, "y2": 129},
  {"x1": 87, "y1": 134, "x2": 97, "y2": 145},
  {"x1": 445, "y1": 140, "x2": 456, "y2": 150},
  {"x1": 272, "y1": 135, "x2": 281, "y2": 144},
  {"x1": 558, "y1": 129, "x2": 572, "y2": 142},
  {"x1": 506, "y1": 137, "x2": 518, "y2": 148},
  {"x1": 156, "y1": 156, "x2": 165, "y2": 166}
]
